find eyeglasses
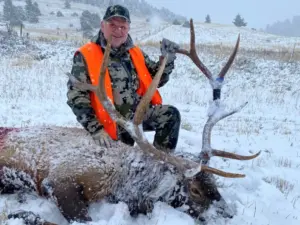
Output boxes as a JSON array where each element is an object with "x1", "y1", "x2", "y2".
[{"x1": 106, "y1": 21, "x2": 130, "y2": 32}]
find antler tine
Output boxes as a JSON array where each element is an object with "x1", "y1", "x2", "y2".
[
  {"x1": 96, "y1": 36, "x2": 128, "y2": 128},
  {"x1": 176, "y1": 19, "x2": 213, "y2": 81},
  {"x1": 202, "y1": 102, "x2": 248, "y2": 155},
  {"x1": 133, "y1": 55, "x2": 168, "y2": 125},
  {"x1": 211, "y1": 149, "x2": 261, "y2": 160},
  {"x1": 201, "y1": 101, "x2": 260, "y2": 161},
  {"x1": 218, "y1": 34, "x2": 240, "y2": 79},
  {"x1": 201, "y1": 165, "x2": 245, "y2": 178}
]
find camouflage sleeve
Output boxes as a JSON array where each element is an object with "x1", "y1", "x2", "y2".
[
  {"x1": 142, "y1": 51, "x2": 175, "y2": 88},
  {"x1": 66, "y1": 52, "x2": 103, "y2": 134}
]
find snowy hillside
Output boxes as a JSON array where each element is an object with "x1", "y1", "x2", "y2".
[
  {"x1": 2, "y1": 0, "x2": 299, "y2": 50},
  {"x1": 1, "y1": 1, "x2": 300, "y2": 225},
  {"x1": 141, "y1": 23, "x2": 300, "y2": 50},
  {"x1": 0, "y1": 0, "x2": 170, "y2": 41}
]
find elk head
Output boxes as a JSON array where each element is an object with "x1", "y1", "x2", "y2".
[{"x1": 68, "y1": 19, "x2": 260, "y2": 221}]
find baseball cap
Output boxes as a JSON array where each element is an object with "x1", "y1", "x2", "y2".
[{"x1": 103, "y1": 5, "x2": 131, "y2": 23}]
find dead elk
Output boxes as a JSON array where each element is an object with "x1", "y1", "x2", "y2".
[{"x1": 0, "y1": 19, "x2": 260, "y2": 225}]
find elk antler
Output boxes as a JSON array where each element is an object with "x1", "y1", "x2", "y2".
[
  {"x1": 176, "y1": 19, "x2": 261, "y2": 165},
  {"x1": 176, "y1": 19, "x2": 240, "y2": 90},
  {"x1": 68, "y1": 36, "x2": 249, "y2": 178}
]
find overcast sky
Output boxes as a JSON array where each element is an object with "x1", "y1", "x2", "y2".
[{"x1": 145, "y1": 0, "x2": 299, "y2": 29}]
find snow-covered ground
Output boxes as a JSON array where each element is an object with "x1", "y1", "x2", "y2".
[{"x1": 1, "y1": 1, "x2": 300, "y2": 225}]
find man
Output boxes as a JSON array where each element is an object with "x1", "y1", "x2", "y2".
[{"x1": 67, "y1": 5, "x2": 180, "y2": 153}]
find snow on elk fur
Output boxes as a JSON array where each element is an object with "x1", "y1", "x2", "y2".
[{"x1": 0, "y1": 19, "x2": 260, "y2": 224}]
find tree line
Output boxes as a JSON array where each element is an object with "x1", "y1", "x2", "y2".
[
  {"x1": 265, "y1": 16, "x2": 300, "y2": 37},
  {"x1": 2, "y1": 0, "x2": 41, "y2": 26},
  {"x1": 202, "y1": 13, "x2": 247, "y2": 27}
]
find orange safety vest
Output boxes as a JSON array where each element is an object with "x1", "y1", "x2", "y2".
[{"x1": 77, "y1": 42, "x2": 162, "y2": 140}]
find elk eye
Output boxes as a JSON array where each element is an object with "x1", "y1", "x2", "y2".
[{"x1": 191, "y1": 188, "x2": 201, "y2": 196}]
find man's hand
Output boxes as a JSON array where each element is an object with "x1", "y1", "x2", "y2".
[
  {"x1": 92, "y1": 129, "x2": 119, "y2": 148},
  {"x1": 160, "y1": 38, "x2": 180, "y2": 62}
]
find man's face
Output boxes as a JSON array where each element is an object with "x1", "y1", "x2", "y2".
[{"x1": 101, "y1": 17, "x2": 130, "y2": 48}]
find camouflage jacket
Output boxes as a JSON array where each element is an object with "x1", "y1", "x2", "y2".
[{"x1": 67, "y1": 31, "x2": 175, "y2": 135}]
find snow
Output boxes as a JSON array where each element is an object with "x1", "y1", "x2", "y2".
[{"x1": 1, "y1": 1, "x2": 300, "y2": 225}]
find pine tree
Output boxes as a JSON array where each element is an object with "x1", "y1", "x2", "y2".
[
  {"x1": 25, "y1": 0, "x2": 33, "y2": 18},
  {"x1": 3, "y1": 0, "x2": 13, "y2": 21},
  {"x1": 57, "y1": 11, "x2": 64, "y2": 17},
  {"x1": 25, "y1": 0, "x2": 39, "y2": 23},
  {"x1": 80, "y1": 10, "x2": 100, "y2": 29},
  {"x1": 3, "y1": 0, "x2": 23, "y2": 26},
  {"x1": 64, "y1": 0, "x2": 71, "y2": 9},
  {"x1": 10, "y1": 6, "x2": 24, "y2": 26},
  {"x1": 205, "y1": 14, "x2": 211, "y2": 23},
  {"x1": 33, "y1": 2, "x2": 41, "y2": 16},
  {"x1": 14, "y1": 6, "x2": 26, "y2": 21},
  {"x1": 182, "y1": 20, "x2": 190, "y2": 28},
  {"x1": 172, "y1": 19, "x2": 181, "y2": 25},
  {"x1": 233, "y1": 14, "x2": 247, "y2": 27},
  {"x1": 80, "y1": 15, "x2": 93, "y2": 38}
]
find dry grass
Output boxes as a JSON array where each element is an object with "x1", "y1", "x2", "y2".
[
  {"x1": 181, "y1": 121, "x2": 193, "y2": 131},
  {"x1": 275, "y1": 157, "x2": 292, "y2": 168},
  {"x1": 263, "y1": 176, "x2": 295, "y2": 196},
  {"x1": 138, "y1": 40, "x2": 160, "y2": 48},
  {"x1": 10, "y1": 55, "x2": 35, "y2": 67},
  {"x1": 0, "y1": 202, "x2": 8, "y2": 224},
  {"x1": 31, "y1": 35, "x2": 89, "y2": 47},
  {"x1": 256, "y1": 157, "x2": 267, "y2": 167}
]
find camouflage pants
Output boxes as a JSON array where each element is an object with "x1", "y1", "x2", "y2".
[{"x1": 118, "y1": 105, "x2": 181, "y2": 153}]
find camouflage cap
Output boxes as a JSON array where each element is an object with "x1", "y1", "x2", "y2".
[{"x1": 103, "y1": 5, "x2": 131, "y2": 23}]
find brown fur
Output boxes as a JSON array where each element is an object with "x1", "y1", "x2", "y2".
[{"x1": 0, "y1": 126, "x2": 230, "y2": 224}]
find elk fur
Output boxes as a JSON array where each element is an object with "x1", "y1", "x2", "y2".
[{"x1": 0, "y1": 126, "x2": 230, "y2": 223}]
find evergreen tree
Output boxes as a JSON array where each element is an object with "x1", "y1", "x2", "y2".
[
  {"x1": 205, "y1": 14, "x2": 211, "y2": 23},
  {"x1": 10, "y1": 6, "x2": 24, "y2": 26},
  {"x1": 25, "y1": 0, "x2": 34, "y2": 18},
  {"x1": 182, "y1": 20, "x2": 190, "y2": 28},
  {"x1": 56, "y1": 11, "x2": 64, "y2": 17},
  {"x1": 3, "y1": 0, "x2": 13, "y2": 21},
  {"x1": 14, "y1": 6, "x2": 26, "y2": 21},
  {"x1": 80, "y1": 10, "x2": 101, "y2": 37},
  {"x1": 233, "y1": 14, "x2": 247, "y2": 27},
  {"x1": 172, "y1": 19, "x2": 181, "y2": 25},
  {"x1": 25, "y1": 0, "x2": 39, "y2": 23},
  {"x1": 33, "y1": 2, "x2": 42, "y2": 16},
  {"x1": 3, "y1": 0, "x2": 23, "y2": 26},
  {"x1": 81, "y1": 19, "x2": 93, "y2": 38},
  {"x1": 64, "y1": 0, "x2": 71, "y2": 9},
  {"x1": 80, "y1": 10, "x2": 100, "y2": 29},
  {"x1": 71, "y1": 12, "x2": 79, "y2": 17}
]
